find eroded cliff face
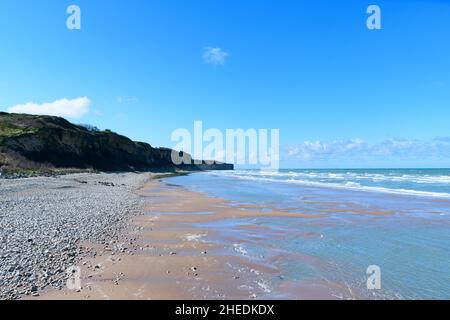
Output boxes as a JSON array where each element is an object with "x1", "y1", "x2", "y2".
[{"x1": 0, "y1": 112, "x2": 233, "y2": 172}]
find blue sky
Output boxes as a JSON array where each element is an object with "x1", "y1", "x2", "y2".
[{"x1": 1, "y1": 0, "x2": 449, "y2": 168}]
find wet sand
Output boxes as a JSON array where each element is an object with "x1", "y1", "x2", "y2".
[{"x1": 36, "y1": 177, "x2": 351, "y2": 300}]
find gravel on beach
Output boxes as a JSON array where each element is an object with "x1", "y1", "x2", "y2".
[{"x1": 0, "y1": 172, "x2": 150, "y2": 300}]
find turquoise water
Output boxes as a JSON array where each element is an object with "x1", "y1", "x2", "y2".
[{"x1": 166, "y1": 169, "x2": 450, "y2": 299}]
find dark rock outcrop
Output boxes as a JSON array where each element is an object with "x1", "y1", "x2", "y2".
[{"x1": 0, "y1": 112, "x2": 233, "y2": 173}]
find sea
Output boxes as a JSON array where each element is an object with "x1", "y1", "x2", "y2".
[{"x1": 165, "y1": 169, "x2": 450, "y2": 299}]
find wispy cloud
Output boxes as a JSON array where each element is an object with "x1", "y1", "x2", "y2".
[
  {"x1": 202, "y1": 47, "x2": 229, "y2": 66},
  {"x1": 284, "y1": 138, "x2": 450, "y2": 162},
  {"x1": 7, "y1": 97, "x2": 91, "y2": 119},
  {"x1": 116, "y1": 96, "x2": 138, "y2": 104}
]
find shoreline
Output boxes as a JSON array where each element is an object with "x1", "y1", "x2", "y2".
[{"x1": 33, "y1": 174, "x2": 349, "y2": 300}]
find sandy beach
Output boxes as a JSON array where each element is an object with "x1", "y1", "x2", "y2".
[
  {"x1": 0, "y1": 172, "x2": 154, "y2": 299},
  {"x1": 28, "y1": 174, "x2": 346, "y2": 300},
  {"x1": 5, "y1": 171, "x2": 448, "y2": 300}
]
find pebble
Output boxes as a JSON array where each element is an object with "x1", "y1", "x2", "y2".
[{"x1": 0, "y1": 172, "x2": 149, "y2": 300}]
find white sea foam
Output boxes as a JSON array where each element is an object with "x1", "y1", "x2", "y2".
[
  {"x1": 233, "y1": 243, "x2": 248, "y2": 255},
  {"x1": 208, "y1": 170, "x2": 450, "y2": 199},
  {"x1": 256, "y1": 281, "x2": 272, "y2": 293},
  {"x1": 184, "y1": 233, "x2": 206, "y2": 241}
]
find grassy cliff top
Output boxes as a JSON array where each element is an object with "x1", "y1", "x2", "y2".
[{"x1": 0, "y1": 113, "x2": 40, "y2": 137}]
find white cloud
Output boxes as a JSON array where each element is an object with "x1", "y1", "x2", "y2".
[
  {"x1": 7, "y1": 97, "x2": 91, "y2": 119},
  {"x1": 283, "y1": 138, "x2": 450, "y2": 162},
  {"x1": 202, "y1": 47, "x2": 229, "y2": 65}
]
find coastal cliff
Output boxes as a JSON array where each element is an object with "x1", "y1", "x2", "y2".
[{"x1": 0, "y1": 112, "x2": 233, "y2": 175}]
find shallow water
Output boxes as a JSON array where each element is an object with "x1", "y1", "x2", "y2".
[{"x1": 165, "y1": 170, "x2": 450, "y2": 299}]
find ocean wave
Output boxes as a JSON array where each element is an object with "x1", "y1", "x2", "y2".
[
  {"x1": 207, "y1": 171, "x2": 450, "y2": 199},
  {"x1": 283, "y1": 179, "x2": 450, "y2": 199},
  {"x1": 216, "y1": 170, "x2": 450, "y2": 185}
]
